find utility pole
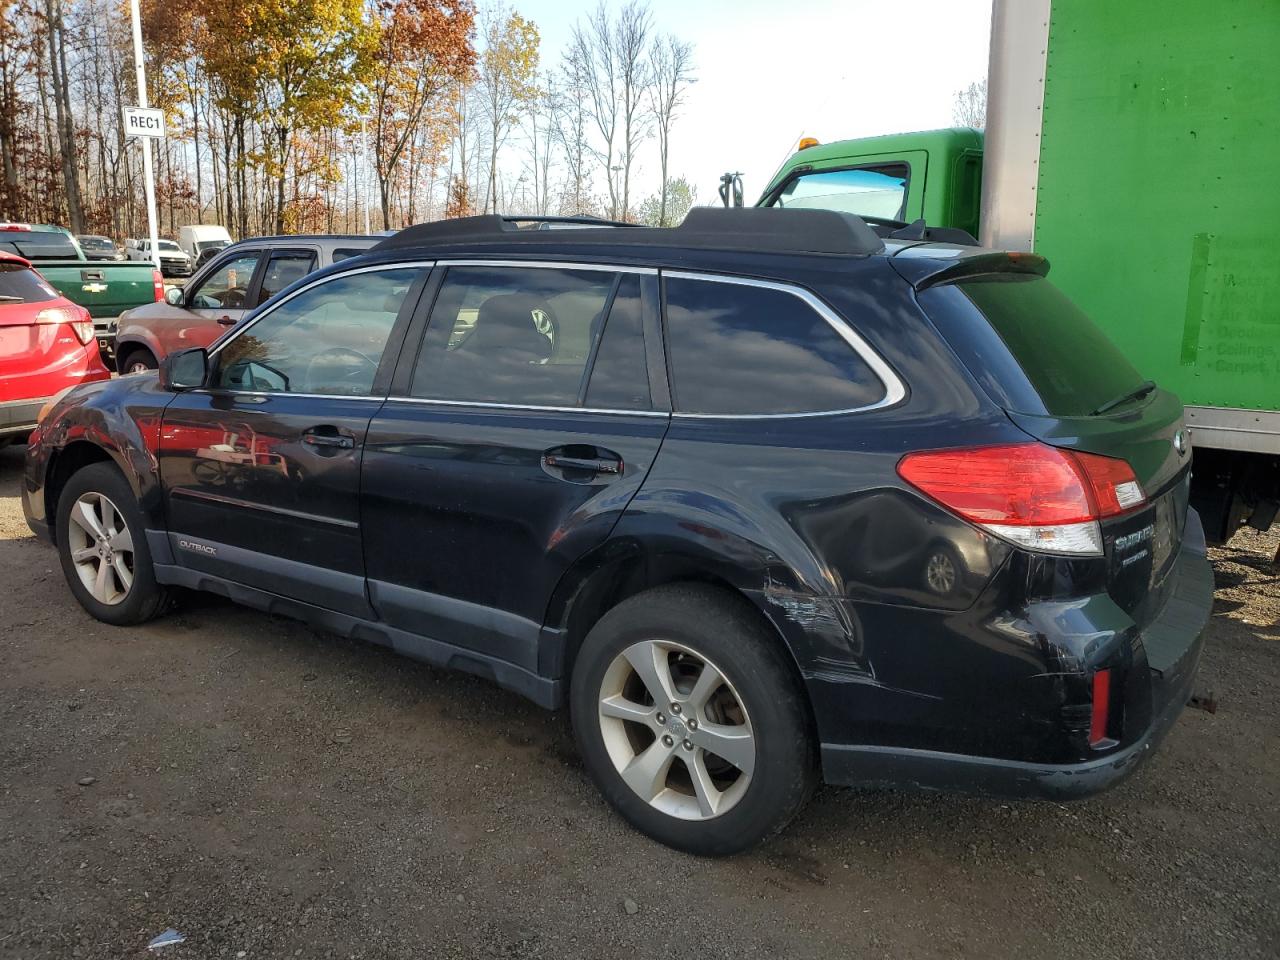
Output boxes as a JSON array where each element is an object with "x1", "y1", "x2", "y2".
[{"x1": 128, "y1": 0, "x2": 160, "y2": 270}]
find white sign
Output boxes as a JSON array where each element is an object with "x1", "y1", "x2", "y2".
[{"x1": 123, "y1": 106, "x2": 165, "y2": 139}]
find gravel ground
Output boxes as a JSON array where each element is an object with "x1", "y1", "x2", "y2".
[{"x1": 0, "y1": 442, "x2": 1277, "y2": 960}]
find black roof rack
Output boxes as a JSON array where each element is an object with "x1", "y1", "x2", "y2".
[{"x1": 371, "y1": 207, "x2": 886, "y2": 257}]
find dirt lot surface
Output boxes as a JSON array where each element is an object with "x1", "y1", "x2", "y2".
[{"x1": 1, "y1": 443, "x2": 1277, "y2": 960}]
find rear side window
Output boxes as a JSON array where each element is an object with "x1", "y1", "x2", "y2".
[
  {"x1": 412, "y1": 265, "x2": 619, "y2": 407},
  {"x1": 926, "y1": 276, "x2": 1145, "y2": 418},
  {"x1": 585, "y1": 275, "x2": 650, "y2": 410},
  {"x1": 255, "y1": 250, "x2": 317, "y2": 305},
  {"x1": 663, "y1": 276, "x2": 885, "y2": 415},
  {"x1": 0, "y1": 262, "x2": 58, "y2": 303}
]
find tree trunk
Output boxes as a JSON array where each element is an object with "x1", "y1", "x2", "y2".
[{"x1": 44, "y1": 0, "x2": 84, "y2": 231}]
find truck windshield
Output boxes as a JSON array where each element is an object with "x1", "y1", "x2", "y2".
[
  {"x1": 158, "y1": 241, "x2": 182, "y2": 253},
  {"x1": 921, "y1": 274, "x2": 1149, "y2": 418},
  {"x1": 772, "y1": 164, "x2": 908, "y2": 220},
  {"x1": 197, "y1": 240, "x2": 229, "y2": 252},
  {"x1": 0, "y1": 262, "x2": 59, "y2": 303}
]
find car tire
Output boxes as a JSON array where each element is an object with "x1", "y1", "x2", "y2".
[
  {"x1": 55, "y1": 462, "x2": 169, "y2": 626},
  {"x1": 570, "y1": 583, "x2": 817, "y2": 855},
  {"x1": 119, "y1": 348, "x2": 157, "y2": 375}
]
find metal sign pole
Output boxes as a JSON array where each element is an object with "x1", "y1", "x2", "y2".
[
  {"x1": 128, "y1": 0, "x2": 160, "y2": 271},
  {"x1": 361, "y1": 117, "x2": 373, "y2": 235}
]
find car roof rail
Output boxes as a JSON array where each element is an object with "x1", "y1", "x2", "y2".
[{"x1": 372, "y1": 208, "x2": 886, "y2": 257}]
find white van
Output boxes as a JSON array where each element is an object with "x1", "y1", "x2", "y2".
[{"x1": 178, "y1": 225, "x2": 232, "y2": 265}]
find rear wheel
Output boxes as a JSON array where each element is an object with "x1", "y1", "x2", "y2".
[
  {"x1": 119, "y1": 348, "x2": 157, "y2": 375},
  {"x1": 570, "y1": 584, "x2": 816, "y2": 855},
  {"x1": 55, "y1": 463, "x2": 168, "y2": 625}
]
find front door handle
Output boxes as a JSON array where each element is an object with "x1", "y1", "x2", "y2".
[
  {"x1": 544, "y1": 454, "x2": 621, "y2": 474},
  {"x1": 302, "y1": 429, "x2": 354, "y2": 450},
  {"x1": 216, "y1": 314, "x2": 237, "y2": 326}
]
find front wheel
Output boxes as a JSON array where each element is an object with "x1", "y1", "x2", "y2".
[
  {"x1": 119, "y1": 349, "x2": 157, "y2": 375},
  {"x1": 56, "y1": 463, "x2": 169, "y2": 625},
  {"x1": 570, "y1": 584, "x2": 817, "y2": 855}
]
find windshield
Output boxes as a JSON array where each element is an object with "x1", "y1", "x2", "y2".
[
  {"x1": 921, "y1": 275, "x2": 1148, "y2": 418},
  {"x1": 197, "y1": 239, "x2": 230, "y2": 252},
  {"x1": 772, "y1": 165, "x2": 908, "y2": 220},
  {"x1": 158, "y1": 240, "x2": 182, "y2": 253},
  {"x1": 0, "y1": 262, "x2": 58, "y2": 303},
  {"x1": 79, "y1": 236, "x2": 113, "y2": 250}
]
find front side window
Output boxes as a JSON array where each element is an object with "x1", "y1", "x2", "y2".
[
  {"x1": 255, "y1": 250, "x2": 317, "y2": 306},
  {"x1": 772, "y1": 164, "x2": 909, "y2": 221},
  {"x1": 411, "y1": 265, "x2": 620, "y2": 407},
  {"x1": 190, "y1": 253, "x2": 261, "y2": 310},
  {"x1": 664, "y1": 276, "x2": 886, "y2": 415},
  {"x1": 215, "y1": 267, "x2": 422, "y2": 396}
]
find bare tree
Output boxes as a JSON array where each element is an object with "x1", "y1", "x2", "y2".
[
  {"x1": 613, "y1": 1, "x2": 652, "y2": 219},
  {"x1": 647, "y1": 33, "x2": 693, "y2": 226},
  {"x1": 953, "y1": 78, "x2": 987, "y2": 129},
  {"x1": 568, "y1": 1, "x2": 653, "y2": 221},
  {"x1": 567, "y1": 5, "x2": 618, "y2": 217}
]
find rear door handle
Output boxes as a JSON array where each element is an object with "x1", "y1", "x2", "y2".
[{"x1": 542, "y1": 452, "x2": 623, "y2": 475}]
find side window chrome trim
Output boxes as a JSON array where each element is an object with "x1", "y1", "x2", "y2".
[
  {"x1": 436, "y1": 258, "x2": 657, "y2": 276},
  {"x1": 381, "y1": 396, "x2": 669, "y2": 418},
  {"x1": 208, "y1": 260, "x2": 437, "y2": 359},
  {"x1": 662, "y1": 269, "x2": 908, "y2": 420}
]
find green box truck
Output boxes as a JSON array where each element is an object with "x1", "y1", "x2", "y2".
[{"x1": 753, "y1": 0, "x2": 1279, "y2": 543}]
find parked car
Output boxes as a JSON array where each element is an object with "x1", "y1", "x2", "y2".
[
  {"x1": 23, "y1": 209, "x2": 1213, "y2": 855},
  {"x1": 0, "y1": 251, "x2": 109, "y2": 446},
  {"x1": 113, "y1": 234, "x2": 378, "y2": 373},
  {"x1": 77, "y1": 235, "x2": 126, "y2": 261},
  {"x1": 126, "y1": 238, "x2": 193, "y2": 277},
  {"x1": 1, "y1": 223, "x2": 164, "y2": 364}
]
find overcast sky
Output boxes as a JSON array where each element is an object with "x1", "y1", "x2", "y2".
[{"x1": 514, "y1": 0, "x2": 993, "y2": 207}]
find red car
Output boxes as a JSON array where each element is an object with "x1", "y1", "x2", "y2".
[{"x1": 0, "y1": 251, "x2": 110, "y2": 446}]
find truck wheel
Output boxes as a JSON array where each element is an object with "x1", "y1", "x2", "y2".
[
  {"x1": 570, "y1": 584, "x2": 817, "y2": 855},
  {"x1": 55, "y1": 463, "x2": 169, "y2": 626},
  {"x1": 119, "y1": 348, "x2": 157, "y2": 375}
]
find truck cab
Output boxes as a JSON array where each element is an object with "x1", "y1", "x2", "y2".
[{"x1": 756, "y1": 127, "x2": 983, "y2": 241}]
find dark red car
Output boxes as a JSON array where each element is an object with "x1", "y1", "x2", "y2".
[{"x1": 0, "y1": 251, "x2": 110, "y2": 445}]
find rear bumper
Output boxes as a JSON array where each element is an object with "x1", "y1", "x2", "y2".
[
  {"x1": 821, "y1": 510, "x2": 1213, "y2": 799},
  {"x1": 0, "y1": 397, "x2": 46, "y2": 438}
]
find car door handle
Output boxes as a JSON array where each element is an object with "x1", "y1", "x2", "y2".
[
  {"x1": 542, "y1": 453, "x2": 622, "y2": 475},
  {"x1": 216, "y1": 315, "x2": 237, "y2": 326},
  {"x1": 302, "y1": 430, "x2": 354, "y2": 450}
]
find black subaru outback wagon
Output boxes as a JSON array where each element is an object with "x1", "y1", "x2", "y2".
[{"x1": 23, "y1": 209, "x2": 1212, "y2": 854}]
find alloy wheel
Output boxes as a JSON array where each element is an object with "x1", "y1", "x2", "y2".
[
  {"x1": 66, "y1": 491, "x2": 135, "y2": 605},
  {"x1": 598, "y1": 639, "x2": 755, "y2": 820},
  {"x1": 925, "y1": 551, "x2": 957, "y2": 594}
]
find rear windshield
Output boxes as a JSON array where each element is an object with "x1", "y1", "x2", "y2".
[
  {"x1": 0, "y1": 262, "x2": 58, "y2": 303},
  {"x1": 922, "y1": 275, "x2": 1146, "y2": 417}
]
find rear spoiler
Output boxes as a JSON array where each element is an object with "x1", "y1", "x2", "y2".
[{"x1": 894, "y1": 250, "x2": 1050, "y2": 290}]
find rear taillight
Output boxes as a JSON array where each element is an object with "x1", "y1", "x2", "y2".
[
  {"x1": 152, "y1": 270, "x2": 165, "y2": 302},
  {"x1": 897, "y1": 442, "x2": 1146, "y2": 556},
  {"x1": 1089, "y1": 669, "x2": 1112, "y2": 747},
  {"x1": 35, "y1": 306, "x2": 95, "y2": 345}
]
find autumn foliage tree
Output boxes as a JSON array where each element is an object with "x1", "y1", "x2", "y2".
[
  {"x1": 201, "y1": 0, "x2": 375, "y2": 233},
  {"x1": 364, "y1": 0, "x2": 476, "y2": 230}
]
